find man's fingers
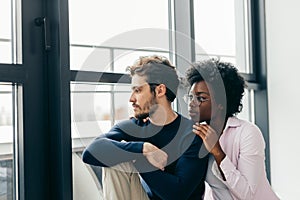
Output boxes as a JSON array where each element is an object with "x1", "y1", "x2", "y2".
[{"x1": 146, "y1": 149, "x2": 168, "y2": 170}]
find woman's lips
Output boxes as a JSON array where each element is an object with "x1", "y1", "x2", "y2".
[{"x1": 188, "y1": 110, "x2": 198, "y2": 117}]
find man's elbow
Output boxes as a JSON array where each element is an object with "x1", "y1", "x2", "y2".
[
  {"x1": 82, "y1": 149, "x2": 93, "y2": 164},
  {"x1": 81, "y1": 147, "x2": 109, "y2": 167}
]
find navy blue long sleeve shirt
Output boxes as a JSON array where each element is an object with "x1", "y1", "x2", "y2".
[{"x1": 82, "y1": 114, "x2": 208, "y2": 200}]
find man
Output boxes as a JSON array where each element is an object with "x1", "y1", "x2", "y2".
[{"x1": 82, "y1": 55, "x2": 208, "y2": 200}]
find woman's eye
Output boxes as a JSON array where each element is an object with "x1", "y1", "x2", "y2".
[{"x1": 197, "y1": 97, "x2": 206, "y2": 102}]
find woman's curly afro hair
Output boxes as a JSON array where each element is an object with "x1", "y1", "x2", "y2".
[{"x1": 185, "y1": 59, "x2": 246, "y2": 117}]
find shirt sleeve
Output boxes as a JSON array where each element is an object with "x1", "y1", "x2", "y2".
[
  {"x1": 211, "y1": 125, "x2": 266, "y2": 199},
  {"x1": 82, "y1": 122, "x2": 144, "y2": 167},
  {"x1": 138, "y1": 136, "x2": 209, "y2": 200}
]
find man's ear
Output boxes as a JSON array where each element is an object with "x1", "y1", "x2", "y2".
[{"x1": 156, "y1": 84, "x2": 167, "y2": 97}]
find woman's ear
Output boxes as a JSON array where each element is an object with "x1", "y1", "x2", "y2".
[{"x1": 217, "y1": 104, "x2": 224, "y2": 110}]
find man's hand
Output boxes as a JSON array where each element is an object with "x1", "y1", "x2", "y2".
[{"x1": 143, "y1": 142, "x2": 168, "y2": 171}]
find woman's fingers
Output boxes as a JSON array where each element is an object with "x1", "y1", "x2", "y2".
[
  {"x1": 193, "y1": 124, "x2": 207, "y2": 141},
  {"x1": 193, "y1": 124, "x2": 220, "y2": 152}
]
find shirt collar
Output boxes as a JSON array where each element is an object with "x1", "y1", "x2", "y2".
[{"x1": 225, "y1": 117, "x2": 242, "y2": 129}]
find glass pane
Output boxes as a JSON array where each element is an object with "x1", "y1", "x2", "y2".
[
  {"x1": 113, "y1": 50, "x2": 170, "y2": 73},
  {"x1": 0, "y1": 41, "x2": 13, "y2": 64},
  {"x1": 71, "y1": 82, "x2": 132, "y2": 200},
  {"x1": 0, "y1": 0, "x2": 12, "y2": 64},
  {"x1": 70, "y1": 46, "x2": 111, "y2": 72},
  {"x1": 114, "y1": 93, "x2": 131, "y2": 122},
  {"x1": 193, "y1": 0, "x2": 249, "y2": 72},
  {"x1": 0, "y1": 83, "x2": 15, "y2": 200},
  {"x1": 0, "y1": 0, "x2": 22, "y2": 64},
  {"x1": 69, "y1": 0, "x2": 169, "y2": 72}
]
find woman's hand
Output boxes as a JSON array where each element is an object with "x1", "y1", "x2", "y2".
[
  {"x1": 193, "y1": 123, "x2": 226, "y2": 179},
  {"x1": 193, "y1": 123, "x2": 225, "y2": 164},
  {"x1": 193, "y1": 123, "x2": 220, "y2": 153}
]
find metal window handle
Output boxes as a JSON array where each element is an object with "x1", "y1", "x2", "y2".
[{"x1": 34, "y1": 17, "x2": 51, "y2": 51}]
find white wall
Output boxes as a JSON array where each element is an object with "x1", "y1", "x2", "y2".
[{"x1": 266, "y1": 0, "x2": 300, "y2": 199}]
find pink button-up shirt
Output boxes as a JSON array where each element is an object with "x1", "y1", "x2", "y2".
[{"x1": 205, "y1": 117, "x2": 279, "y2": 200}]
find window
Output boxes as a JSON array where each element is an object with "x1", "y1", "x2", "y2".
[
  {"x1": 0, "y1": 0, "x2": 22, "y2": 64},
  {"x1": 69, "y1": 1, "x2": 171, "y2": 198},
  {"x1": 69, "y1": 0, "x2": 170, "y2": 72},
  {"x1": 0, "y1": 1, "x2": 270, "y2": 199},
  {"x1": 193, "y1": 0, "x2": 251, "y2": 73},
  {"x1": 71, "y1": 82, "x2": 132, "y2": 199},
  {"x1": 193, "y1": 0, "x2": 254, "y2": 121},
  {"x1": 0, "y1": 83, "x2": 20, "y2": 200}
]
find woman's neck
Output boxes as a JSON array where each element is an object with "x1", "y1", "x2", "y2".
[{"x1": 210, "y1": 115, "x2": 228, "y2": 135}]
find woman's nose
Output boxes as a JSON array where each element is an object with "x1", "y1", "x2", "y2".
[{"x1": 189, "y1": 99, "x2": 197, "y2": 107}]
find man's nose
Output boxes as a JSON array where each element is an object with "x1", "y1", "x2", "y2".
[{"x1": 129, "y1": 92, "x2": 135, "y2": 102}]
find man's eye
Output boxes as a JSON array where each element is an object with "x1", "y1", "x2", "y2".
[{"x1": 134, "y1": 88, "x2": 141, "y2": 93}]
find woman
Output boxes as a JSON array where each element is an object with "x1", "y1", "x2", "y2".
[{"x1": 184, "y1": 59, "x2": 279, "y2": 200}]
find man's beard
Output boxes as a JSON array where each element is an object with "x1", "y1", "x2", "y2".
[
  {"x1": 135, "y1": 112, "x2": 149, "y2": 120},
  {"x1": 135, "y1": 96, "x2": 158, "y2": 120}
]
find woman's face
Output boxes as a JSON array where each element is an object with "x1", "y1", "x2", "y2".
[{"x1": 188, "y1": 81, "x2": 212, "y2": 123}]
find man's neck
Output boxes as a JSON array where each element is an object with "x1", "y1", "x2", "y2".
[{"x1": 149, "y1": 108, "x2": 178, "y2": 126}]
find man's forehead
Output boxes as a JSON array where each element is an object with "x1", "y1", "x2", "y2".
[{"x1": 131, "y1": 75, "x2": 147, "y2": 87}]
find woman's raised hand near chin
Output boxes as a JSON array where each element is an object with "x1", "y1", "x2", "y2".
[
  {"x1": 192, "y1": 123, "x2": 219, "y2": 152},
  {"x1": 192, "y1": 123, "x2": 225, "y2": 167}
]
